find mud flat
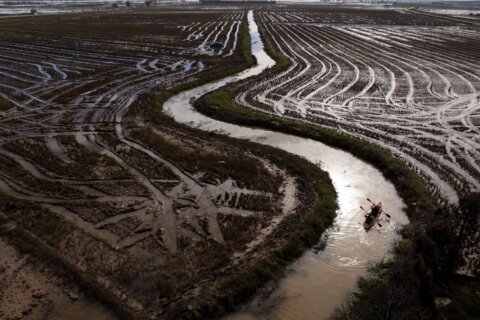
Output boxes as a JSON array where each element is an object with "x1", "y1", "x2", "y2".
[{"x1": 165, "y1": 10, "x2": 408, "y2": 320}]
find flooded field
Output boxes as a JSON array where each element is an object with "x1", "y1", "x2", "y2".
[
  {"x1": 419, "y1": 7, "x2": 480, "y2": 18},
  {"x1": 233, "y1": 7, "x2": 480, "y2": 204},
  {"x1": 0, "y1": 6, "x2": 323, "y2": 319},
  {"x1": 0, "y1": 1, "x2": 111, "y2": 15},
  {"x1": 191, "y1": 6, "x2": 479, "y2": 318},
  {"x1": 0, "y1": 4, "x2": 478, "y2": 320},
  {"x1": 165, "y1": 10, "x2": 408, "y2": 319}
]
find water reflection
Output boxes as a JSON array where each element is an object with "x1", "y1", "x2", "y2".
[{"x1": 164, "y1": 9, "x2": 408, "y2": 320}]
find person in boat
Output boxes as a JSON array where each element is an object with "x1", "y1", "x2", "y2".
[
  {"x1": 369, "y1": 202, "x2": 383, "y2": 220},
  {"x1": 364, "y1": 202, "x2": 383, "y2": 224},
  {"x1": 364, "y1": 213, "x2": 374, "y2": 224}
]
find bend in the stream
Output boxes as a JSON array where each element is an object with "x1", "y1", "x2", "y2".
[{"x1": 164, "y1": 10, "x2": 408, "y2": 320}]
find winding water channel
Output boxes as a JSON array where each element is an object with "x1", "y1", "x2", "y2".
[{"x1": 164, "y1": 10, "x2": 409, "y2": 320}]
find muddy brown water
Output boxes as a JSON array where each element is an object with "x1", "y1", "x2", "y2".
[{"x1": 164, "y1": 10, "x2": 409, "y2": 320}]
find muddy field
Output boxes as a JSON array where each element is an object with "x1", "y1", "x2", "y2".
[
  {"x1": 0, "y1": 7, "x2": 329, "y2": 319},
  {"x1": 0, "y1": 229, "x2": 116, "y2": 320},
  {"x1": 233, "y1": 6, "x2": 480, "y2": 204},
  {"x1": 2, "y1": 4, "x2": 478, "y2": 320}
]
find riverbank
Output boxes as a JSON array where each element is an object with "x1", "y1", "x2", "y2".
[
  {"x1": 147, "y1": 13, "x2": 338, "y2": 318},
  {"x1": 193, "y1": 43, "x2": 478, "y2": 320},
  {"x1": 195, "y1": 5, "x2": 435, "y2": 223},
  {"x1": 163, "y1": 10, "x2": 411, "y2": 320},
  {"x1": 195, "y1": 64, "x2": 436, "y2": 226},
  {"x1": 130, "y1": 92, "x2": 338, "y2": 319}
]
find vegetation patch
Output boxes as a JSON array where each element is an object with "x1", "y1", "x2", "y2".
[
  {"x1": 0, "y1": 97, "x2": 14, "y2": 111},
  {"x1": 436, "y1": 277, "x2": 480, "y2": 320}
]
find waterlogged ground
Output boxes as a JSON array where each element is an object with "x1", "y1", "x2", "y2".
[
  {"x1": 0, "y1": 4, "x2": 477, "y2": 320},
  {"x1": 0, "y1": 236, "x2": 116, "y2": 320},
  {"x1": 234, "y1": 7, "x2": 480, "y2": 204},
  {"x1": 419, "y1": 7, "x2": 480, "y2": 19},
  {"x1": 166, "y1": 10, "x2": 408, "y2": 320},
  {"x1": 0, "y1": 7, "x2": 325, "y2": 319}
]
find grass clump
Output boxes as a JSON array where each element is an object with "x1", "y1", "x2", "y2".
[
  {"x1": 240, "y1": 22, "x2": 255, "y2": 66},
  {"x1": 438, "y1": 279, "x2": 480, "y2": 320},
  {"x1": 269, "y1": 51, "x2": 290, "y2": 73}
]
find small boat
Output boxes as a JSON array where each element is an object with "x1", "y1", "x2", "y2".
[
  {"x1": 363, "y1": 202, "x2": 383, "y2": 230},
  {"x1": 363, "y1": 212, "x2": 380, "y2": 230}
]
